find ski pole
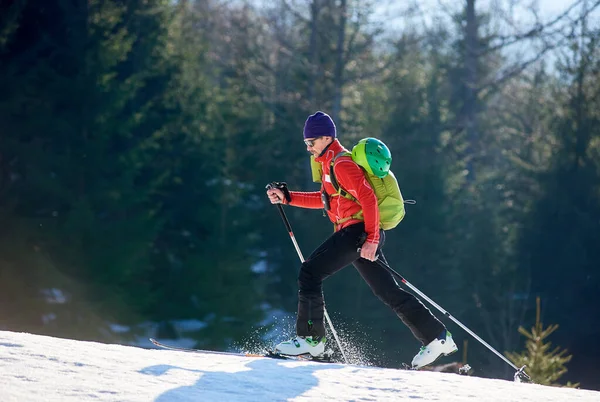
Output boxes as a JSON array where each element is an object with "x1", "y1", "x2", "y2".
[
  {"x1": 266, "y1": 183, "x2": 349, "y2": 364},
  {"x1": 370, "y1": 256, "x2": 530, "y2": 382}
]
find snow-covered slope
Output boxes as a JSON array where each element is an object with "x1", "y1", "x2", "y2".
[{"x1": 0, "y1": 330, "x2": 597, "y2": 401}]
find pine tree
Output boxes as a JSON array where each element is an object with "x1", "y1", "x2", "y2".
[
  {"x1": 515, "y1": 6, "x2": 600, "y2": 383},
  {"x1": 137, "y1": 0, "x2": 271, "y2": 349},
  {"x1": 0, "y1": 0, "x2": 163, "y2": 340},
  {"x1": 506, "y1": 297, "x2": 579, "y2": 387}
]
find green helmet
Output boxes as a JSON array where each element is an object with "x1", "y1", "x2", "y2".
[{"x1": 351, "y1": 138, "x2": 392, "y2": 178}]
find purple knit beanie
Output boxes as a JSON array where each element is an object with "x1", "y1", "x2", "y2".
[{"x1": 303, "y1": 111, "x2": 337, "y2": 139}]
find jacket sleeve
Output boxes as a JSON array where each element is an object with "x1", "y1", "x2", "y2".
[
  {"x1": 288, "y1": 191, "x2": 323, "y2": 209},
  {"x1": 334, "y1": 158, "x2": 380, "y2": 244}
]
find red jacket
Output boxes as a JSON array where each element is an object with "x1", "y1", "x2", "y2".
[{"x1": 289, "y1": 139, "x2": 380, "y2": 245}]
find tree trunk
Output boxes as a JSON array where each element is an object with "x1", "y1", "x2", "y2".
[
  {"x1": 307, "y1": 0, "x2": 320, "y2": 110},
  {"x1": 305, "y1": 0, "x2": 321, "y2": 188},
  {"x1": 332, "y1": 0, "x2": 346, "y2": 123},
  {"x1": 464, "y1": 0, "x2": 478, "y2": 182},
  {"x1": 572, "y1": 0, "x2": 590, "y2": 174}
]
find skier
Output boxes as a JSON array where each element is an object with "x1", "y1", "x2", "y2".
[{"x1": 266, "y1": 111, "x2": 458, "y2": 369}]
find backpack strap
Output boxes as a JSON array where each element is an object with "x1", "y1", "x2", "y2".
[
  {"x1": 329, "y1": 152, "x2": 356, "y2": 202},
  {"x1": 329, "y1": 152, "x2": 365, "y2": 230}
]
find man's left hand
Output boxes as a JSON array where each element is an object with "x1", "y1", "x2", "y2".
[{"x1": 360, "y1": 241, "x2": 378, "y2": 262}]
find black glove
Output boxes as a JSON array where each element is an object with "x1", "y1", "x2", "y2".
[{"x1": 266, "y1": 182, "x2": 292, "y2": 203}]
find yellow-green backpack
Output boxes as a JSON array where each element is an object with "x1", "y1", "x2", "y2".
[{"x1": 311, "y1": 138, "x2": 407, "y2": 230}]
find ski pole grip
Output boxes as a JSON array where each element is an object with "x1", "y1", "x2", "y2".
[
  {"x1": 265, "y1": 182, "x2": 291, "y2": 203},
  {"x1": 265, "y1": 183, "x2": 293, "y2": 233}
]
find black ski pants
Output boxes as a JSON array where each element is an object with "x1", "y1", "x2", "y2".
[{"x1": 296, "y1": 222, "x2": 445, "y2": 345}]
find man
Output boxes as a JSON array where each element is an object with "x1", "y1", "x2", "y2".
[{"x1": 266, "y1": 111, "x2": 457, "y2": 369}]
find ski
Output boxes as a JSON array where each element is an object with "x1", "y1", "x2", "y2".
[
  {"x1": 149, "y1": 338, "x2": 334, "y2": 363},
  {"x1": 149, "y1": 338, "x2": 265, "y2": 357},
  {"x1": 150, "y1": 338, "x2": 469, "y2": 372},
  {"x1": 401, "y1": 362, "x2": 473, "y2": 375}
]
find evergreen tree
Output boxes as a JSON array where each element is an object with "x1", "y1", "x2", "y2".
[
  {"x1": 506, "y1": 297, "x2": 579, "y2": 387},
  {"x1": 140, "y1": 0, "x2": 270, "y2": 348},
  {"x1": 439, "y1": 1, "x2": 532, "y2": 375},
  {"x1": 0, "y1": 0, "x2": 164, "y2": 339},
  {"x1": 516, "y1": 10, "x2": 600, "y2": 386}
]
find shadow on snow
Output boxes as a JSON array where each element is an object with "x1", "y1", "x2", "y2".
[{"x1": 141, "y1": 357, "x2": 344, "y2": 402}]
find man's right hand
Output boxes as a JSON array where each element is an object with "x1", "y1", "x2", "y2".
[
  {"x1": 359, "y1": 241, "x2": 379, "y2": 262},
  {"x1": 267, "y1": 188, "x2": 286, "y2": 204}
]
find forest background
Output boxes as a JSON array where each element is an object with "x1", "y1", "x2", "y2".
[{"x1": 1, "y1": 0, "x2": 599, "y2": 390}]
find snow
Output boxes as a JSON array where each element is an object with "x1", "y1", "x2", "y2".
[{"x1": 1, "y1": 330, "x2": 598, "y2": 402}]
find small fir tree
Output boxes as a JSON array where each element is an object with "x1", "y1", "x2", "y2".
[{"x1": 506, "y1": 297, "x2": 579, "y2": 387}]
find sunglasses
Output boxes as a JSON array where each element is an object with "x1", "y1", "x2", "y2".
[{"x1": 304, "y1": 137, "x2": 322, "y2": 147}]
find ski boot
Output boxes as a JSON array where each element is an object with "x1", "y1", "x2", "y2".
[
  {"x1": 411, "y1": 329, "x2": 458, "y2": 369},
  {"x1": 274, "y1": 336, "x2": 326, "y2": 357}
]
